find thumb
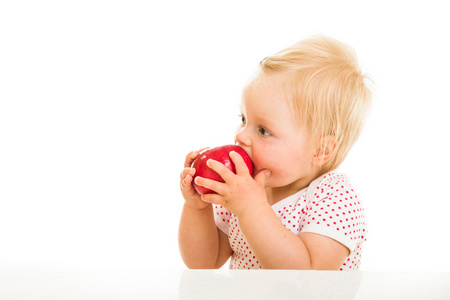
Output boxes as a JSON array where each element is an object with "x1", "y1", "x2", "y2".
[{"x1": 254, "y1": 169, "x2": 271, "y2": 187}]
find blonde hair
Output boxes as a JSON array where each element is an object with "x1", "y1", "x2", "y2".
[{"x1": 260, "y1": 35, "x2": 372, "y2": 173}]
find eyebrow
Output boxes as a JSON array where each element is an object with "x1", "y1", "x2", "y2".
[
  {"x1": 240, "y1": 96, "x2": 279, "y2": 131},
  {"x1": 241, "y1": 109, "x2": 277, "y2": 131},
  {"x1": 239, "y1": 103, "x2": 244, "y2": 113}
]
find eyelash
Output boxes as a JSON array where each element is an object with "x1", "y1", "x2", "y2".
[
  {"x1": 240, "y1": 114, "x2": 246, "y2": 125},
  {"x1": 239, "y1": 114, "x2": 271, "y2": 137},
  {"x1": 259, "y1": 127, "x2": 271, "y2": 136}
]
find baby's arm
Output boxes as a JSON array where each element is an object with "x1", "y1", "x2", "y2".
[
  {"x1": 178, "y1": 150, "x2": 232, "y2": 269},
  {"x1": 178, "y1": 204, "x2": 232, "y2": 268},
  {"x1": 238, "y1": 205, "x2": 349, "y2": 269}
]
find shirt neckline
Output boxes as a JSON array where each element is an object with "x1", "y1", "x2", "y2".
[
  {"x1": 270, "y1": 170, "x2": 339, "y2": 212},
  {"x1": 271, "y1": 187, "x2": 307, "y2": 211}
]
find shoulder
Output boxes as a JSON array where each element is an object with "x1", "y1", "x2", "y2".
[
  {"x1": 303, "y1": 170, "x2": 364, "y2": 227},
  {"x1": 300, "y1": 171, "x2": 367, "y2": 253},
  {"x1": 307, "y1": 171, "x2": 358, "y2": 203}
]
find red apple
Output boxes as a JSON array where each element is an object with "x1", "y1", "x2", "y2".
[{"x1": 191, "y1": 145, "x2": 254, "y2": 195}]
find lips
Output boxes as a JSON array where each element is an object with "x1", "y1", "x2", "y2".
[
  {"x1": 234, "y1": 143, "x2": 264, "y2": 177},
  {"x1": 235, "y1": 142, "x2": 253, "y2": 160}
]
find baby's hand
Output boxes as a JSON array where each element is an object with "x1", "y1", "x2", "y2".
[{"x1": 180, "y1": 148, "x2": 210, "y2": 210}]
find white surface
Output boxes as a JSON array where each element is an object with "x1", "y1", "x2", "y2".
[{"x1": 0, "y1": 264, "x2": 449, "y2": 300}]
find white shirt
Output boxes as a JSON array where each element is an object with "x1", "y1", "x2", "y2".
[{"x1": 213, "y1": 171, "x2": 367, "y2": 270}]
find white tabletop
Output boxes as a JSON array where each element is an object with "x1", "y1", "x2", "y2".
[{"x1": 0, "y1": 264, "x2": 449, "y2": 299}]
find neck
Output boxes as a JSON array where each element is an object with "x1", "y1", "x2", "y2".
[{"x1": 265, "y1": 170, "x2": 324, "y2": 206}]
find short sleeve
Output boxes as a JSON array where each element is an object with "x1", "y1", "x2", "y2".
[
  {"x1": 300, "y1": 173, "x2": 367, "y2": 253},
  {"x1": 213, "y1": 205, "x2": 231, "y2": 235}
]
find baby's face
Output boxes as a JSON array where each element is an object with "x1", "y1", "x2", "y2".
[{"x1": 235, "y1": 73, "x2": 317, "y2": 192}]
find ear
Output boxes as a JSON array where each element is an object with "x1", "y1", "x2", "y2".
[{"x1": 313, "y1": 136, "x2": 338, "y2": 167}]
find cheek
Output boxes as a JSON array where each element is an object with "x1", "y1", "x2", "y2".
[
  {"x1": 248, "y1": 144, "x2": 269, "y2": 171},
  {"x1": 251, "y1": 144, "x2": 285, "y2": 172},
  {"x1": 250, "y1": 138, "x2": 311, "y2": 174},
  {"x1": 255, "y1": 145, "x2": 309, "y2": 176}
]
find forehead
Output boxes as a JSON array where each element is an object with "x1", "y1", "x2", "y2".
[
  {"x1": 242, "y1": 73, "x2": 289, "y2": 111},
  {"x1": 241, "y1": 73, "x2": 296, "y2": 125}
]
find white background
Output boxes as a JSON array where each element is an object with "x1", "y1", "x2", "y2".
[{"x1": 1, "y1": 0, "x2": 449, "y2": 272}]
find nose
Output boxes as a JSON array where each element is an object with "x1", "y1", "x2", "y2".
[{"x1": 235, "y1": 126, "x2": 251, "y2": 148}]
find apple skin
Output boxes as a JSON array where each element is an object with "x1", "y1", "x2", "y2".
[{"x1": 191, "y1": 145, "x2": 254, "y2": 195}]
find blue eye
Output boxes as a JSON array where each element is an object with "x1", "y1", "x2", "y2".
[
  {"x1": 239, "y1": 115, "x2": 246, "y2": 125},
  {"x1": 259, "y1": 127, "x2": 271, "y2": 136}
]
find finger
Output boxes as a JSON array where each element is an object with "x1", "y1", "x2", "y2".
[
  {"x1": 206, "y1": 159, "x2": 235, "y2": 182},
  {"x1": 194, "y1": 175, "x2": 226, "y2": 195},
  {"x1": 184, "y1": 147, "x2": 209, "y2": 168},
  {"x1": 229, "y1": 151, "x2": 251, "y2": 176},
  {"x1": 180, "y1": 174, "x2": 193, "y2": 189},
  {"x1": 180, "y1": 167, "x2": 196, "y2": 181},
  {"x1": 254, "y1": 169, "x2": 271, "y2": 187},
  {"x1": 200, "y1": 193, "x2": 223, "y2": 206},
  {"x1": 184, "y1": 151, "x2": 199, "y2": 168}
]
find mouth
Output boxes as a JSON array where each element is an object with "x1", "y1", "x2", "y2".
[
  {"x1": 235, "y1": 142, "x2": 252, "y2": 159},
  {"x1": 235, "y1": 143, "x2": 258, "y2": 176}
]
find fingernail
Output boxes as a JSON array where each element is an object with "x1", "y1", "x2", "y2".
[{"x1": 265, "y1": 170, "x2": 271, "y2": 177}]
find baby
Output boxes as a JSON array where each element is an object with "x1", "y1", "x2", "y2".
[{"x1": 179, "y1": 36, "x2": 372, "y2": 270}]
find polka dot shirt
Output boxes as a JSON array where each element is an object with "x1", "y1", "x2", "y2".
[{"x1": 213, "y1": 171, "x2": 367, "y2": 270}]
